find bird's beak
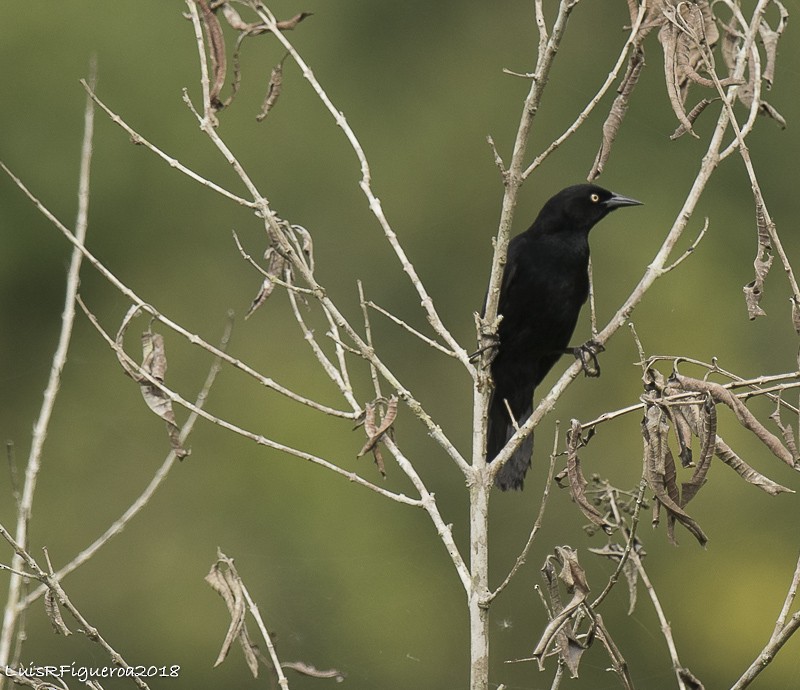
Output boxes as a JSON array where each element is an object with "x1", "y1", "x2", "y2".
[{"x1": 604, "y1": 192, "x2": 643, "y2": 210}]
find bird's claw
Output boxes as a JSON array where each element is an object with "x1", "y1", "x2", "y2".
[
  {"x1": 470, "y1": 331, "x2": 500, "y2": 363},
  {"x1": 573, "y1": 340, "x2": 605, "y2": 378}
]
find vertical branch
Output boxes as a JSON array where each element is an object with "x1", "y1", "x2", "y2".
[
  {"x1": 0, "y1": 61, "x2": 97, "y2": 672},
  {"x1": 482, "y1": 0, "x2": 581, "y2": 329},
  {"x1": 469, "y1": 6, "x2": 579, "y2": 689}
]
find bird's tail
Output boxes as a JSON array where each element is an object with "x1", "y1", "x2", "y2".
[{"x1": 486, "y1": 385, "x2": 534, "y2": 491}]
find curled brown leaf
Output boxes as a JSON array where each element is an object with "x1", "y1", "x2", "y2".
[
  {"x1": 140, "y1": 330, "x2": 189, "y2": 459},
  {"x1": 205, "y1": 551, "x2": 260, "y2": 677},
  {"x1": 356, "y1": 395, "x2": 398, "y2": 477},
  {"x1": 642, "y1": 402, "x2": 708, "y2": 546},
  {"x1": 672, "y1": 372, "x2": 796, "y2": 468},
  {"x1": 533, "y1": 547, "x2": 590, "y2": 672},
  {"x1": 565, "y1": 421, "x2": 614, "y2": 532}
]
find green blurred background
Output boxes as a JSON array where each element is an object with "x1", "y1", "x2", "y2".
[{"x1": 1, "y1": 2, "x2": 799, "y2": 688}]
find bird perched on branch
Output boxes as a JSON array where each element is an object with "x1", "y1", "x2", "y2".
[{"x1": 486, "y1": 184, "x2": 642, "y2": 491}]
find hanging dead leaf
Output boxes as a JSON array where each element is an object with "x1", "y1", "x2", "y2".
[
  {"x1": 195, "y1": 0, "x2": 228, "y2": 111},
  {"x1": 533, "y1": 547, "x2": 590, "y2": 674},
  {"x1": 565, "y1": 421, "x2": 614, "y2": 532},
  {"x1": 743, "y1": 202, "x2": 774, "y2": 319},
  {"x1": 719, "y1": 441, "x2": 794, "y2": 494},
  {"x1": 257, "y1": 56, "x2": 287, "y2": 122},
  {"x1": 356, "y1": 396, "x2": 398, "y2": 477},
  {"x1": 590, "y1": 47, "x2": 645, "y2": 180},
  {"x1": 672, "y1": 372, "x2": 796, "y2": 468},
  {"x1": 642, "y1": 402, "x2": 708, "y2": 546},
  {"x1": 139, "y1": 330, "x2": 189, "y2": 460},
  {"x1": 205, "y1": 551, "x2": 260, "y2": 677},
  {"x1": 680, "y1": 393, "x2": 715, "y2": 506}
]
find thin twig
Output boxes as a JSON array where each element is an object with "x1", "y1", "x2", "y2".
[
  {"x1": 18, "y1": 307, "x2": 233, "y2": 610},
  {"x1": 0, "y1": 524, "x2": 150, "y2": 689},
  {"x1": 521, "y1": 0, "x2": 648, "y2": 180},
  {"x1": 286, "y1": 283, "x2": 360, "y2": 411},
  {"x1": 366, "y1": 300, "x2": 459, "y2": 358},
  {"x1": 81, "y1": 81, "x2": 253, "y2": 208},
  {"x1": 78, "y1": 297, "x2": 423, "y2": 507},
  {"x1": 240, "y1": 583, "x2": 291, "y2": 690},
  {"x1": 488, "y1": 424, "x2": 561, "y2": 602},
  {"x1": 632, "y1": 552, "x2": 692, "y2": 690},
  {"x1": 358, "y1": 281, "x2": 383, "y2": 398},
  {"x1": 245, "y1": 2, "x2": 473, "y2": 370},
  {"x1": 0, "y1": 61, "x2": 97, "y2": 670}
]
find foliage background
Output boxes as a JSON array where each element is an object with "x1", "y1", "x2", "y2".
[{"x1": 1, "y1": 1, "x2": 798, "y2": 688}]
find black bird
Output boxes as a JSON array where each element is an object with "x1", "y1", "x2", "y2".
[{"x1": 486, "y1": 184, "x2": 642, "y2": 490}]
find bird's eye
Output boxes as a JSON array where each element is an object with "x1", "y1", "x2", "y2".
[{"x1": 590, "y1": 193, "x2": 600, "y2": 203}]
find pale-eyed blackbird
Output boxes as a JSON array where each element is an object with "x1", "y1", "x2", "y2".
[{"x1": 486, "y1": 184, "x2": 642, "y2": 490}]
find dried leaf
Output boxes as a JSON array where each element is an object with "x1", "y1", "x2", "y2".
[
  {"x1": 357, "y1": 396, "x2": 398, "y2": 477},
  {"x1": 713, "y1": 439, "x2": 793, "y2": 495},
  {"x1": 721, "y1": 15, "x2": 786, "y2": 128},
  {"x1": 287, "y1": 223, "x2": 315, "y2": 273},
  {"x1": 769, "y1": 403, "x2": 799, "y2": 462},
  {"x1": 281, "y1": 662, "x2": 346, "y2": 682},
  {"x1": 275, "y1": 12, "x2": 313, "y2": 31},
  {"x1": 533, "y1": 547, "x2": 590, "y2": 672},
  {"x1": 642, "y1": 404, "x2": 708, "y2": 546},
  {"x1": 206, "y1": 551, "x2": 260, "y2": 677},
  {"x1": 758, "y1": 1, "x2": 788, "y2": 89},
  {"x1": 669, "y1": 407, "x2": 694, "y2": 467},
  {"x1": 44, "y1": 589, "x2": 72, "y2": 636},
  {"x1": 195, "y1": 0, "x2": 228, "y2": 111},
  {"x1": 670, "y1": 97, "x2": 718, "y2": 140},
  {"x1": 140, "y1": 330, "x2": 189, "y2": 459},
  {"x1": 743, "y1": 202, "x2": 774, "y2": 319},
  {"x1": 246, "y1": 247, "x2": 288, "y2": 318},
  {"x1": 672, "y1": 372, "x2": 796, "y2": 468},
  {"x1": 565, "y1": 421, "x2": 613, "y2": 532},
  {"x1": 680, "y1": 394, "x2": 716, "y2": 506},
  {"x1": 590, "y1": 47, "x2": 645, "y2": 180},
  {"x1": 257, "y1": 58, "x2": 285, "y2": 122}
]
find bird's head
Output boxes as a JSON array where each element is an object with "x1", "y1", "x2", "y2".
[{"x1": 541, "y1": 184, "x2": 642, "y2": 234}]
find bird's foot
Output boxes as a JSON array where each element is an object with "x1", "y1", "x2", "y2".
[
  {"x1": 469, "y1": 325, "x2": 500, "y2": 363},
  {"x1": 572, "y1": 339, "x2": 605, "y2": 378}
]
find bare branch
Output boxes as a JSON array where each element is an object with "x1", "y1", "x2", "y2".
[
  {"x1": 0, "y1": 62, "x2": 97, "y2": 667},
  {"x1": 488, "y1": 424, "x2": 560, "y2": 601},
  {"x1": 78, "y1": 299, "x2": 423, "y2": 507},
  {"x1": 244, "y1": 1, "x2": 472, "y2": 368},
  {"x1": 18, "y1": 310, "x2": 233, "y2": 611}
]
